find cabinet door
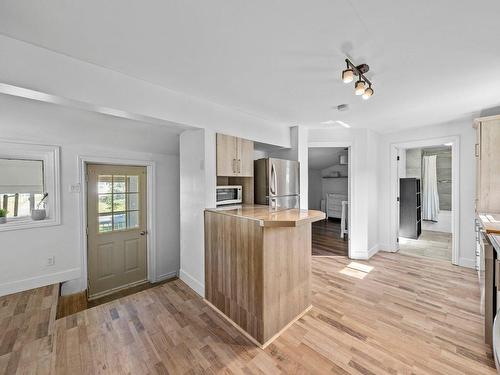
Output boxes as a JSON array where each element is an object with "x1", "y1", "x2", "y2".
[
  {"x1": 475, "y1": 122, "x2": 482, "y2": 210},
  {"x1": 480, "y1": 119, "x2": 500, "y2": 211},
  {"x1": 238, "y1": 138, "x2": 254, "y2": 177},
  {"x1": 216, "y1": 134, "x2": 237, "y2": 176}
]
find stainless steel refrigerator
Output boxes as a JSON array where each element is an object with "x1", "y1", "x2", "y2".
[{"x1": 254, "y1": 158, "x2": 300, "y2": 209}]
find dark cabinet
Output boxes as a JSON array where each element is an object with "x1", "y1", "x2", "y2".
[{"x1": 399, "y1": 178, "x2": 422, "y2": 239}]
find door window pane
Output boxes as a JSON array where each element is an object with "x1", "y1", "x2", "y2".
[
  {"x1": 113, "y1": 213, "x2": 126, "y2": 230},
  {"x1": 113, "y1": 194, "x2": 126, "y2": 212},
  {"x1": 98, "y1": 175, "x2": 112, "y2": 194},
  {"x1": 98, "y1": 194, "x2": 113, "y2": 213},
  {"x1": 99, "y1": 215, "x2": 112, "y2": 233},
  {"x1": 127, "y1": 211, "x2": 139, "y2": 228},
  {"x1": 127, "y1": 176, "x2": 139, "y2": 192},
  {"x1": 113, "y1": 176, "x2": 126, "y2": 193},
  {"x1": 96, "y1": 172, "x2": 141, "y2": 233},
  {"x1": 127, "y1": 193, "x2": 139, "y2": 210}
]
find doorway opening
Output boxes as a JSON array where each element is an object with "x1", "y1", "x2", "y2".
[
  {"x1": 393, "y1": 139, "x2": 459, "y2": 264},
  {"x1": 308, "y1": 146, "x2": 350, "y2": 257}
]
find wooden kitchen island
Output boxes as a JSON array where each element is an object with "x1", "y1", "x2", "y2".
[{"x1": 204, "y1": 205, "x2": 325, "y2": 348}]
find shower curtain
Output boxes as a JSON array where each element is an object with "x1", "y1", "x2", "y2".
[{"x1": 422, "y1": 155, "x2": 440, "y2": 221}]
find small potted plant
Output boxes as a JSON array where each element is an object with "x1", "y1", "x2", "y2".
[
  {"x1": 0, "y1": 208, "x2": 7, "y2": 224},
  {"x1": 31, "y1": 193, "x2": 48, "y2": 221}
]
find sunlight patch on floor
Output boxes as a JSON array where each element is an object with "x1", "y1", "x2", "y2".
[{"x1": 339, "y1": 261, "x2": 374, "y2": 279}]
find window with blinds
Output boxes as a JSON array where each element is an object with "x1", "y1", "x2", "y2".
[{"x1": 0, "y1": 159, "x2": 45, "y2": 218}]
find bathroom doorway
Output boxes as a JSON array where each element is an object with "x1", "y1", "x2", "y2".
[{"x1": 398, "y1": 145, "x2": 453, "y2": 261}]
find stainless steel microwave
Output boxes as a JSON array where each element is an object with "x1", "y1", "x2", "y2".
[{"x1": 216, "y1": 185, "x2": 242, "y2": 206}]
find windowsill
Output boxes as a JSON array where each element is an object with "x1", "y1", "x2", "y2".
[{"x1": 0, "y1": 217, "x2": 60, "y2": 232}]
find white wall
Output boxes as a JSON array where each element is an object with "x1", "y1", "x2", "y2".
[
  {"x1": 378, "y1": 118, "x2": 476, "y2": 268},
  {"x1": 179, "y1": 129, "x2": 216, "y2": 297},
  {"x1": 0, "y1": 94, "x2": 181, "y2": 296},
  {"x1": 0, "y1": 35, "x2": 291, "y2": 148},
  {"x1": 308, "y1": 169, "x2": 322, "y2": 210}
]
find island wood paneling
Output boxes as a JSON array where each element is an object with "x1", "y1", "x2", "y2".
[
  {"x1": 204, "y1": 210, "x2": 312, "y2": 346},
  {"x1": 262, "y1": 224, "x2": 311, "y2": 341},
  {"x1": 205, "y1": 211, "x2": 265, "y2": 342}
]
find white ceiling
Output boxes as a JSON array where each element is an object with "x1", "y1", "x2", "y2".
[
  {"x1": 1, "y1": 1, "x2": 499, "y2": 132},
  {"x1": 308, "y1": 147, "x2": 345, "y2": 170}
]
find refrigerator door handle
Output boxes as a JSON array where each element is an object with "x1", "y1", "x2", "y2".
[{"x1": 270, "y1": 163, "x2": 277, "y2": 196}]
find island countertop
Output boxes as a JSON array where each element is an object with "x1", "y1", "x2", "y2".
[{"x1": 205, "y1": 204, "x2": 325, "y2": 227}]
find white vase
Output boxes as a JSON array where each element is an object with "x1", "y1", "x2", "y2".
[{"x1": 31, "y1": 209, "x2": 46, "y2": 221}]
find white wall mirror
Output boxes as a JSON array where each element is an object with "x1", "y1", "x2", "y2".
[{"x1": 0, "y1": 141, "x2": 60, "y2": 231}]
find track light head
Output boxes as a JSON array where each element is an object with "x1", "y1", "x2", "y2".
[
  {"x1": 355, "y1": 80, "x2": 366, "y2": 95},
  {"x1": 362, "y1": 86, "x2": 374, "y2": 100},
  {"x1": 342, "y1": 68, "x2": 354, "y2": 83}
]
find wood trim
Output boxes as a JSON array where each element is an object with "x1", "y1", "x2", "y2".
[
  {"x1": 204, "y1": 298, "x2": 312, "y2": 349},
  {"x1": 474, "y1": 114, "x2": 500, "y2": 125}
]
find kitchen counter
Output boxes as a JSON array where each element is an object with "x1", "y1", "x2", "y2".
[
  {"x1": 204, "y1": 205, "x2": 325, "y2": 348},
  {"x1": 478, "y1": 213, "x2": 500, "y2": 234},
  {"x1": 489, "y1": 233, "x2": 500, "y2": 254},
  {"x1": 205, "y1": 204, "x2": 325, "y2": 227}
]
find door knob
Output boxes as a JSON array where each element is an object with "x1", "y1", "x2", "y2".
[{"x1": 140, "y1": 231, "x2": 147, "y2": 236}]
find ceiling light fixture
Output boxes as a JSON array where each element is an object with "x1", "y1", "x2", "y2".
[
  {"x1": 320, "y1": 120, "x2": 336, "y2": 125},
  {"x1": 341, "y1": 58, "x2": 374, "y2": 100},
  {"x1": 336, "y1": 120, "x2": 351, "y2": 128},
  {"x1": 355, "y1": 79, "x2": 366, "y2": 95},
  {"x1": 362, "y1": 86, "x2": 374, "y2": 100},
  {"x1": 341, "y1": 62, "x2": 354, "y2": 83}
]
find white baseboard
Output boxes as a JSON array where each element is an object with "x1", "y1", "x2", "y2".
[
  {"x1": 0, "y1": 268, "x2": 81, "y2": 297},
  {"x1": 378, "y1": 243, "x2": 399, "y2": 252},
  {"x1": 350, "y1": 244, "x2": 380, "y2": 260},
  {"x1": 156, "y1": 270, "x2": 178, "y2": 282},
  {"x1": 179, "y1": 269, "x2": 205, "y2": 297},
  {"x1": 459, "y1": 257, "x2": 475, "y2": 269},
  {"x1": 367, "y1": 244, "x2": 380, "y2": 258}
]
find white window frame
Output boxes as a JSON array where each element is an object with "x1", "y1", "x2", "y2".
[{"x1": 0, "y1": 140, "x2": 61, "y2": 231}]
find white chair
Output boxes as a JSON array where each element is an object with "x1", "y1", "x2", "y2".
[
  {"x1": 320, "y1": 199, "x2": 327, "y2": 222},
  {"x1": 340, "y1": 200, "x2": 348, "y2": 239}
]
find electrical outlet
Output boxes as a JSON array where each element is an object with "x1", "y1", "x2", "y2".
[
  {"x1": 69, "y1": 184, "x2": 81, "y2": 193},
  {"x1": 47, "y1": 256, "x2": 55, "y2": 266}
]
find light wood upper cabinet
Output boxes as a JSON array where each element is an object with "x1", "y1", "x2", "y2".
[
  {"x1": 216, "y1": 134, "x2": 238, "y2": 176},
  {"x1": 238, "y1": 138, "x2": 254, "y2": 177},
  {"x1": 216, "y1": 133, "x2": 254, "y2": 177},
  {"x1": 475, "y1": 116, "x2": 500, "y2": 212}
]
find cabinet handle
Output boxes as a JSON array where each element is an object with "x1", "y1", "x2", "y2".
[
  {"x1": 238, "y1": 159, "x2": 241, "y2": 174},
  {"x1": 232, "y1": 159, "x2": 236, "y2": 174},
  {"x1": 475, "y1": 143, "x2": 480, "y2": 157}
]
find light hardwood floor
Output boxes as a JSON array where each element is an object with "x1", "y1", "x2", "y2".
[
  {"x1": 399, "y1": 230, "x2": 452, "y2": 261},
  {"x1": 47, "y1": 252, "x2": 495, "y2": 375}
]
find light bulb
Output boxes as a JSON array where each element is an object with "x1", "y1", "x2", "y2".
[
  {"x1": 355, "y1": 80, "x2": 365, "y2": 95},
  {"x1": 362, "y1": 87, "x2": 373, "y2": 100},
  {"x1": 342, "y1": 69, "x2": 354, "y2": 83}
]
